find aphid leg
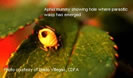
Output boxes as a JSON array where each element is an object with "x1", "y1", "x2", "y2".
[
  {"x1": 50, "y1": 47, "x2": 55, "y2": 52},
  {"x1": 40, "y1": 46, "x2": 48, "y2": 52},
  {"x1": 45, "y1": 26, "x2": 55, "y2": 31},
  {"x1": 55, "y1": 45, "x2": 58, "y2": 50},
  {"x1": 44, "y1": 47, "x2": 48, "y2": 51},
  {"x1": 49, "y1": 47, "x2": 52, "y2": 51}
]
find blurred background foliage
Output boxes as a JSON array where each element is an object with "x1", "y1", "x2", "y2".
[{"x1": 0, "y1": 0, "x2": 133, "y2": 78}]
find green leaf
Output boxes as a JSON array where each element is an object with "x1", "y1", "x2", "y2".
[
  {"x1": 0, "y1": 4, "x2": 45, "y2": 37},
  {"x1": 62, "y1": 26, "x2": 116, "y2": 78},
  {"x1": 5, "y1": 17, "x2": 117, "y2": 78}
]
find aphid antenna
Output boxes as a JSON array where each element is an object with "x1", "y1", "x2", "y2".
[{"x1": 45, "y1": 25, "x2": 55, "y2": 31}]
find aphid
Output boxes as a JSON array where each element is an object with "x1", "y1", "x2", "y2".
[{"x1": 38, "y1": 26, "x2": 59, "y2": 51}]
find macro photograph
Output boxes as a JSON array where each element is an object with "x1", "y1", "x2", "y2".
[{"x1": 0, "y1": 0, "x2": 133, "y2": 78}]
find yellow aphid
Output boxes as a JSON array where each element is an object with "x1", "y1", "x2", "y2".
[{"x1": 38, "y1": 26, "x2": 59, "y2": 51}]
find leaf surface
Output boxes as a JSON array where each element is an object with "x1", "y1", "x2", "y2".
[
  {"x1": 0, "y1": 3, "x2": 45, "y2": 37},
  {"x1": 5, "y1": 17, "x2": 117, "y2": 78}
]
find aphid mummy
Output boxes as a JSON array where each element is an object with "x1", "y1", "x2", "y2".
[{"x1": 38, "y1": 26, "x2": 59, "y2": 51}]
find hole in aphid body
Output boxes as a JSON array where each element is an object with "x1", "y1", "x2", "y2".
[{"x1": 41, "y1": 31, "x2": 47, "y2": 37}]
